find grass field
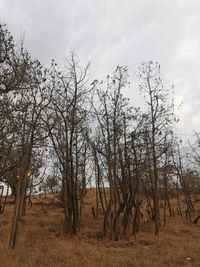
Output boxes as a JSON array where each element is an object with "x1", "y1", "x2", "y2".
[{"x1": 0, "y1": 190, "x2": 200, "y2": 267}]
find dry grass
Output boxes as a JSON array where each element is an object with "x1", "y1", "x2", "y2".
[{"x1": 0, "y1": 192, "x2": 200, "y2": 267}]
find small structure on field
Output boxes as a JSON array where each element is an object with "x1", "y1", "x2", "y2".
[{"x1": 0, "y1": 185, "x2": 4, "y2": 208}]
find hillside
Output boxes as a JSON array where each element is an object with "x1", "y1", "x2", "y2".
[{"x1": 0, "y1": 191, "x2": 200, "y2": 267}]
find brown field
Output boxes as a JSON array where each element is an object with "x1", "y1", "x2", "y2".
[{"x1": 1, "y1": 191, "x2": 200, "y2": 267}]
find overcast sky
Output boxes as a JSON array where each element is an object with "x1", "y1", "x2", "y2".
[{"x1": 1, "y1": 0, "x2": 200, "y2": 140}]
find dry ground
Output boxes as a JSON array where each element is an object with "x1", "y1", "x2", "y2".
[{"x1": 0, "y1": 191, "x2": 200, "y2": 267}]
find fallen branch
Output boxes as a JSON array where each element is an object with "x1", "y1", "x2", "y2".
[{"x1": 193, "y1": 215, "x2": 200, "y2": 224}]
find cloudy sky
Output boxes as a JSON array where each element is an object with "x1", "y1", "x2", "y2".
[{"x1": 0, "y1": 0, "x2": 200, "y2": 140}]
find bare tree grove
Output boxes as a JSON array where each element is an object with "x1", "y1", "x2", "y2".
[{"x1": 1, "y1": 22, "x2": 200, "y2": 249}]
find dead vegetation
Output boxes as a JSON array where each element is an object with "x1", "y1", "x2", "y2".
[{"x1": 0, "y1": 191, "x2": 200, "y2": 267}]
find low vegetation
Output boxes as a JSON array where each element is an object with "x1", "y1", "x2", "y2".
[{"x1": 1, "y1": 191, "x2": 200, "y2": 267}]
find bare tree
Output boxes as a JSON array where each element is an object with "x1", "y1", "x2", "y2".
[
  {"x1": 45, "y1": 54, "x2": 92, "y2": 235},
  {"x1": 138, "y1": 62, "x2": 174, "y2": 235},
  {"x1": 92, "y1": 66, "x2": 137, "y2": 240},
  {"x1": 8, "y1": 71, "x2": 49, "y2": 249}
]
